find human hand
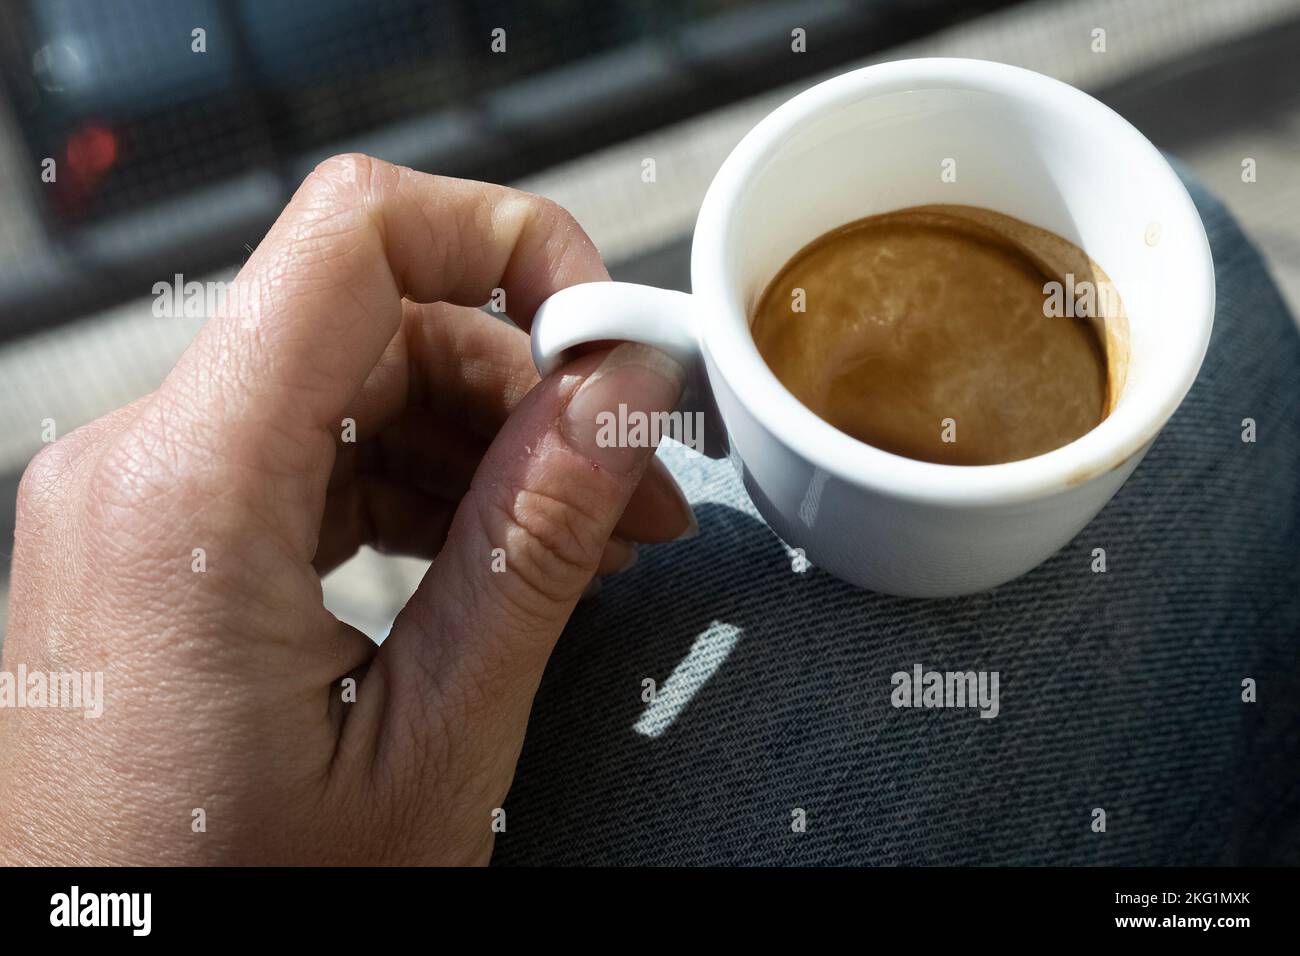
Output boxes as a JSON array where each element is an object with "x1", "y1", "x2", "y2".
[{"x1": 0, "y1": 154, "x2": 693, "y2": 864}]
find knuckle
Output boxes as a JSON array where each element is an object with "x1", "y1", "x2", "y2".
[
  {"x1": 290, "y1": 154, "x2": 396, "y2": 265},
  {"x1": 85, "y1": 414, "x2": 185, "y2": 515},
  {"x1": 14, "y1": 441, "x2": 73, "y2": 525},
  {"x1": 532, "y1": 194, "x2": 586, "y2": 246},
  {"x1": 77, "y1": 411, "x2": 234, "y2": 560},
  {"x1": 533, "y1": 189, "x2": 591, "y2": 230},
  {"x1": 12, "y1": 406, "x2": 127, "y2": 527},
  {"x1": 13, "y1": 399, "x2": 151, "y2": 540},
  {"x1": 309, "y1": 152, "x2": 385, "y2": 193},
  {"x1": 530, "y1": 192, "x2": 572, "y2": 225},
  {"x1": 301, "y1": 153, "x2": 399, "y2": 219},
  {"x1": 482, "y1": 481, "x2": 606, "y2": 609}
]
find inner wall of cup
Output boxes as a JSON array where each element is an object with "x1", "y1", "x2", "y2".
[{"x1": 727, "y1": 84, "x2": 1202, "y2": 418}]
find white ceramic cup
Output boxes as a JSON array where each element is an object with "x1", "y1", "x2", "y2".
[{"x1": 531, "y1": 58, "x2": 1215, "y2": 597}]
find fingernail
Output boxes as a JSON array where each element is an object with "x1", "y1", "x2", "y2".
[
  {"x1": 601, "y1": 536, "x2": 640, "y2": 574},
  {"x1": 659, "y1": 464, "x2": 698, "y2": 540},
  {"x1": 643, "y1": 457, "x2": 698, "y2": 542},
  {"x1": 561, "y1": 343, "x2": 686, "y2": 475}
]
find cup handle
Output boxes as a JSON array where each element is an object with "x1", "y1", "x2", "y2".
[{"x1": 531, "y1": 281, "x2": 726, "y2": 458}]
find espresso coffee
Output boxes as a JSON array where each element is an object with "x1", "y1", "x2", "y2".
[{"x1": 751, "y1": 205, "x2": 1124, "y2": 465}]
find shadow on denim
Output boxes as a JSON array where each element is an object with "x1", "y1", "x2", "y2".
[{"x1": 493, "y1": 172, "x2": 1300, "y2": 866}]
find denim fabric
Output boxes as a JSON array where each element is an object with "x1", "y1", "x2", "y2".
[{"x1": 493, "y1": 172, "x2": 1300, "y2": 866}]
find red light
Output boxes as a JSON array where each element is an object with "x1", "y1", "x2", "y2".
[
  {"x1": 66, "y1": 125, "x2": 118, "y2": 177},
  {"x1": 54, "y1": 124, "x2": 120, "y2": 220}
]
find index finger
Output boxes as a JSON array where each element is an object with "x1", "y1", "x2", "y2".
[{"x1": 162, "y1": 153, "x2": 607, "y2": 466}]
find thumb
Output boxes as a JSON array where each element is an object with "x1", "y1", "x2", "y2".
[{"x1": 377, "y1": 341, "x2": 685, "y2": 747}]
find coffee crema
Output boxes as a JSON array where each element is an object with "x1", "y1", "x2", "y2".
[{"x1": 751, "y1": 205, "x2": 1126, "y2": 466}]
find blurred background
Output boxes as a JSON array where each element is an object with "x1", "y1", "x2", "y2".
[{"x1": 1, "y1": 0, "x2": 1298, "y2": 642}]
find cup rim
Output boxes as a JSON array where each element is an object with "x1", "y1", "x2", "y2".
[{"x1": 690, "y1": 57, "x2": 1215, "y2": 507}]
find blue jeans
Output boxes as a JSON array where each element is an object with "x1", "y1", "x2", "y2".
[{"x1": 494, "y1": 170, "x2": 1300, "y2": 866}]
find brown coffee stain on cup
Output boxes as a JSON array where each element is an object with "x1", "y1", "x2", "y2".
[{"x1": 751, "y1": 204, "x2": 1129, "y2": 465}]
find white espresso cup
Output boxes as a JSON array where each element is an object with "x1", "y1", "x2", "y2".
[{"x1": 531, "y1": 58, "x2": 1215, "y2": 597}]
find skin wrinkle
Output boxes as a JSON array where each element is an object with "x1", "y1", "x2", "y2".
[
  {"x1": 93, "y1": 411, "x2": 318, "y2": 577},
  {"x1": 468, "y1": 357, "x2": 631, "y2": 606},
  {"x1": 91, "y1": 428, "x2": 323, "y2": 663},
  {"x1": 323, "y1": 650, "x2": 378, "y2": 785},
  {"x1": 492, "y1": 483, "x2": 605, "y2": 605},
  {"x1": 238, "y1": 289, "x2": 389, "y2": 439},
  {"x1": 0, "y1": 154, "x2": 687, "y2": 865},
  {"x1": 373, "y1": 658, "x2": 459, "y2": 830},
  {"x1": 155, "y1": 366, "x2": 328, "y2": 488}
]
